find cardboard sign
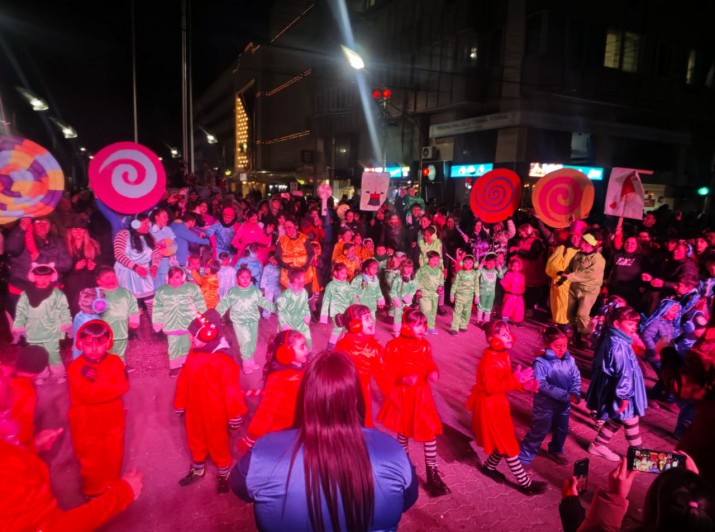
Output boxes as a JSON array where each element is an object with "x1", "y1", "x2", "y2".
[
  {"x1": 605, "y1": 167, "x2": 646, "y2": 220},
  {"x1": 359, "y1": 171, "x2": 389, "y2": 211}
]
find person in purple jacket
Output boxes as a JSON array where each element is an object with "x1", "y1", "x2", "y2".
[{"x1": 230, "y1": 350, "x2": 418, "y2": 531}]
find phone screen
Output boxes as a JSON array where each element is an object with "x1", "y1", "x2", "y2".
[
  {"x1": 627, "y1": 448, "x2": 686, "y2": 474},
  {"x1": 574, "y1": 459, "x2": 589, "y2": 494}
]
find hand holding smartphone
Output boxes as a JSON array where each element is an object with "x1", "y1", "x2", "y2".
[
  {"x1": 574, "y1": 459, "x2": 589, "y2": 494},
  {"x1": 626, "y1": 448, "x2": 686, "y2": 474}
]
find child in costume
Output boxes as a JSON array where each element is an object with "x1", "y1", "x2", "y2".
[
  {"x1": 335, "y1": 243, "x2": 361, "y2": 281},
  {"x1": 449, "y1": 254, "x2": 479, "y2": 335},
  {"x1": 276, "y1": 270, "x2": 312, "y2": 348},
  {"x1": 186, "y1": 255, "x2": 203, "y2": 285},
  {"x1": 193, "y1": 259, "x2": 220, "y2": 309},
  {"x1": 415, "y1": 251, "x2": 443, "y2": 334},
  {"x1": 174, "y1": 309, "x2": 247, "y2": 494},
  {"x1": 389, "y1": 259, "x2": 418, "y2": 337},
  {"x1": 236, "y1": 329, "x2": 309, "y2": 453},
  {"x1": 467, "y1": 320, "x2": 545, "y2": 495},
  {"x1": 501, "y1": 257, "x2": 526, "y2": 326},
  {"x1": 259, "y1": 252, "x2": 281, "y2": 319},
  {"x1": 476, "y1": 253, "x2": 502, "y2": 325},
  {"x1": 95, "y1": 266, "x2": 140, "y2": 365},
  {"x1": 235, "y1": 244, "x2": 263, "y2": 287},
  {"x1": 586, "y1": 306, "x2": 647, "y2": 462},
  {"x1": 335, "y1": 305, "x2": 386, "y2": 426},
  {"x1": 351, "y1": 259, "x2": 385, "y2": 320},
  {"x1": 217, "y1": 252, "x2": 236, "y2": 298},
  {"x1": 418, "y1": 226, "x2": 443, "y2": 267},
  {"x1": 320, "y1": 263, "x2": 357, "y2": 349},
  {"x1": 68, "y1": 320, "x2": 129, "y2": 497},
  {"x1": 72, "y1": 288, "x2": 106, "y2": 360},
  {"x1": 518, "y1": 327, "x2": 581, "y2": 467},
  {"x1": 377, "y1": 308, "x2": 450, "y2": 497},
  {"x1": 374, "y1": 243, "x2": 389, "y2": 273},
  {"x1": 13, "y1": 263, "x2": 72, "y2": 384},
  {"x1": 640, "y1": 298, "x2": 679, "y2": 399},
  {"x1": 153, "y1": 266, "x2": 207, "y2": 376},
  {"x1": 216, "y1": 265, "x2": 275, "y2": 374}
]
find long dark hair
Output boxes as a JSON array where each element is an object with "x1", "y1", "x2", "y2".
[
  {"x1": 640, "y1": 468, "x2": 714, "y2": 531},
  {"x1": 128, "y1": 213, "x2": 155, "y2": 253},
  {"x1": 289, "y1": 350, "x2": 374, "y2": 532}
]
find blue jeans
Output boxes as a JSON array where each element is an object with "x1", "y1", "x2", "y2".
[{"x1": 518, "y1": 400, "x2": 570, "y2": 465}]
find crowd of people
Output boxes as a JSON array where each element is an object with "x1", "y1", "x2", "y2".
[{"x1": 1, "y1": 182, "x2": 714, "y2": 531}]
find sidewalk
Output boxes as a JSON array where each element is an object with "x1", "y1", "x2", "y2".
[{"x1": 35, "y1": 310, "x2": 679, "y2": 531}]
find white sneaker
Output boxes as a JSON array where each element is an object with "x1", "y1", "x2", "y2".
[{"x1": 588, "y1": 443, "x2": 620, "y2": 462}]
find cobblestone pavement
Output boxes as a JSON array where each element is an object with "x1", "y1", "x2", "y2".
[{"x1": 36, "y1": 308, "x2": 680, "y2": 531}]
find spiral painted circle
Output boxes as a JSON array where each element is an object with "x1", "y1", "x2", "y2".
[
  {"x1": 469, "y1": 168, "x2": 521, "y2": 223},
  {"x1": 89, "y1": 142, "x2": 166, "y2": 214},
  {"x1": 0, "y1": 136, "x2": 64, "y2": 224},
  {"x1": 533, "y1": 169, "x2": 594, "y2": 228}
]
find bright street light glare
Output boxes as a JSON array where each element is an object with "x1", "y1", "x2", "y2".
[
  {"x1": 16, "y1": 87, "x2": 49, "y2": 111},
  {"x1": 341, "y1": 45, "x2": 365, "y2": 70},
  {"x1": 79, "y1": 146, "x2": 87, "y2": 152},
  {"x1": 50, "y1": 117, "x2": 78, "y2": 139}
]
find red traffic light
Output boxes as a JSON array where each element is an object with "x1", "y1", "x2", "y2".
[
  {"x1": 372, "y1": 89, "x2": 382, "y2": 99},
  {"x1": 382, "y1": 89, "x2": 392, "y2": 99},
  {"x1": 422, "y1": 166, "x2": 430, "y2": 177}
]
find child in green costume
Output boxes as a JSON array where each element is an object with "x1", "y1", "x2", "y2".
[
  {"x1": 95, "y1": 266, "x2": 140, "y2": 363},
  {"x1": 276, "y1": 270, "x2": 312, "y2": 348},
  {"x1": 216, "y1": 265, "x2": 275, "y2": 374},
  {"x1": 351, "y1": 259, "x2": 385, "y2": 320},
  {"x1": 416, "y1": 251, "x2": 444, "y2": 334},
  {"x1": 389, "y1": 259, "x2": 418, "y2": 337},
  {"x1": 476, "y1": 253, "x2": 503, "y2": 325},
  {"x1": 153, "y1": 266, "x2": 207, "y2": 376},
  {"x1": 320, "y1": 263, "x2": 356, "y2": 348},
  {"x1": 450, "y1": 255, "x2": 479, "y2": 335}
]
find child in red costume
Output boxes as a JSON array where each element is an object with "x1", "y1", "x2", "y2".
[
  {"x1": 377, "y1": 308, "x2": 450, "y2": 497},
  {"x1": 174, "y1": 309, "x2": 247, "y2": 494},
  {"x1": 237, "y1": 329, "x2": 309, "y2": 454},
  {"x1": 6, "y1": 345, "x2": 48, "y2": 450},
  {"x1": 67, "y1": 320, "x2": 129, "y2": 497},
  {"x1": 335, "y1": 304, "x2": 386, "y2": 427},
  {"x1": 467, "y1": 320, "x2": 546, "y2": 495},
  {"x1": 501, "y1": 257, "x2": 526, "y2": 326}
]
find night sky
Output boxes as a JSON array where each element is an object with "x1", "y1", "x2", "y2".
[{"x1": 0, "y1": 0, "x2": 272, "y2": 167}]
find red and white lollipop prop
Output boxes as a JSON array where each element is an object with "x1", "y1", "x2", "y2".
[{"x1": 89, "y1": 142, "x2": 166, "y2": 214}]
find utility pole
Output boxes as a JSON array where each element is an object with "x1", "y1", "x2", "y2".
[{"x1": 131, "y1": 0, "x2": 138, "y2": 142}]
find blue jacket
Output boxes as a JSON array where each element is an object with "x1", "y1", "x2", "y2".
[
  {"x1": 170, "y1": 220, "x2": 210, "y2": 266},
  {"x1": 533, "y1": 349, "x2": 582, "y2": 408},
  {"x1": 236, "y1": 253, "x2": 263, "y2": 287},
  {"x1": 640, "y1": 317, "x2": 675, "y2": 359},
  {"x1": 231, "y1": 428, "x2": 417, "y2": 532},
  {"x1": 586, "y1": 327, "x2": 647, "y2": 421},
  {"x1": 260, "y1": 263, "x2": 282, "y2": 294}
]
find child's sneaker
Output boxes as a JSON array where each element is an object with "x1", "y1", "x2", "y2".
[
  {"x1": 217, "y1": 474, "x2": 230, "y2": 494},
  {"x1": 547, "y1": 453, "x2": 570, "y2": 466},
  {"x1": 588, "y1": 443, "x2": 620, "y2": 462},
  {"x1": 449, "y1": 330, "x2": 458, "y2": 336},
  {"x1": 426, "y1": 329, "x2": 438, "y2": 335},
  {"x1": 459, "y1": 328, "x2": 468, "y2": 333}
]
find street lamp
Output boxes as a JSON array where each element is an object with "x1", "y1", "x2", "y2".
[
  {"x1": 49, "y1": 117, "x2": 78, "y2": 139},
  {"x1": 341, "y1": 45, "x2": 364, "y2": 70},
  {"x1": 16, "y1": 87, "x2": 49, "y2": 111},
  {"x1": 199, "y1": 126, "x2": 218, "y2": 144}
]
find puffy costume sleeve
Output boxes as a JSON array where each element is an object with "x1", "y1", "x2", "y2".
[{"x1": 533, "y1": 358, "x2": 570, "y2": 404}]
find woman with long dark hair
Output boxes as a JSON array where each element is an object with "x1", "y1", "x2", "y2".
[
  {"x1": 63, "y1": 217, "x2": 101, "y2": 316},
  {"x1": 230, "y1": 350, "x2": 417, "y2": 531}
]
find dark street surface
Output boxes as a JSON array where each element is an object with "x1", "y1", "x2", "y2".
[{"x1": 37, "y1": 309, "x2": 680, "y2": 531}]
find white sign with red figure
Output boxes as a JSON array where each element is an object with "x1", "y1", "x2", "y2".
[
  {"x1": 605, "y1": 167, "x2": 647, "y2": 220},
  {"x1": 359, "y1": 171, "x2": 389, "y2": 211}
]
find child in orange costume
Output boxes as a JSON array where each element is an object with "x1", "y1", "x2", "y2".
[
  {"x1": 377, "y1": 308, "x2": 450, "y2": 498},
  {"x1": 335, "y1": 304, "x2": 386, "y2": 427},
  {"x1": 237, "y1": 329, "x2": 309, "y2": 453},
  {"x1": 67, "y1": 320, "x2": 129, "y2": 497},
  {"x1": 192, "y1": 259, "x2": 221, "y2": 309},
  {"x1": 174, "y1": 309, "x2": 247, "y2": 494},
  {"x1": 467, "y1": 320, "x2": 545, "y2": 495}
]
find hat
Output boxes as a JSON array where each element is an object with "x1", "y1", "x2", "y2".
[
  {"x1": 188, "y1": 309, "x2": 221, "y2": 342},
  {"x1": 582, "y1": 233, "x2": 599, "y2": 246},
  {"x1": 15, "y1": 345, "x2": 49, "y2": 374},
  {"x1": 463, "y1": 254, "x2": 475, "y2": 262}
]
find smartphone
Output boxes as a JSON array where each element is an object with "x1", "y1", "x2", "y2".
[
  {"x1": 574, "y1": 459, "x2": 589, "y2": 495},
  {"x1": 626, "y1": 448, "x2": 686, "y2": 474}
]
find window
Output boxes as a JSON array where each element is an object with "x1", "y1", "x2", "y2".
[
  {"x1": 603, "y1": 29, "x2": 640, "y2": 73},
  {"x1": 685, "y1": 49, "x2": 697, "y2": 85},
  {"x1": 525, "y1": 12, "x2": 547, "y2": 56}
]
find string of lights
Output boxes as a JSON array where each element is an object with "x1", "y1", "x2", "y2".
[
  {"x1": 256, "y1": 69, "x2": 312, "y2": 98},
  {"x1": 256, "y1": 130, "x2": 311, "y2": 145}
]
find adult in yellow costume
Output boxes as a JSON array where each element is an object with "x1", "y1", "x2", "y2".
[
  {"x1": 276, "y1": 219, "x2": 318, "y2": 293},
  {"x1": 545, "y1": 230, "x2": 581, "y2": 330}
]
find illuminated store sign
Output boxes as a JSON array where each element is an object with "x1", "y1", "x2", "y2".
[
  {"x1": 529, "y1": 163, "x2": 604, "y2": 181},
  {"x1": 449, "y1": 163, "x2": 494, "y2": 178}
]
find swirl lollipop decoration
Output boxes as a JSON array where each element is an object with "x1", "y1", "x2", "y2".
[
  {"x1": 0, "y1": 136, "x2": 65, "y2": 224},
  {"x1": 532, "y1": 168, "x2": 594, "y2": 228},
  {"x1": 89, "y1": 142, "x2": 166, "y2": 214},
  {"x1": 469, "y1": 168, "x2": 521, "y2": 223}
]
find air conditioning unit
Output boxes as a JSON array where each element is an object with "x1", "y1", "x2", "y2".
[{"x1": 421, "y1": 146, "x2": 438, "y2": 160}]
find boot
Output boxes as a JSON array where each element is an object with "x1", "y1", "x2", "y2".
[
  {"x1": 179, "y1": 467, "x2": 205, "y2": 487},
  {"x1": 425, "y1": 465, "x2": 451, "y2": 497},
  {"x1": 217, "y1": 474, "x2": 230, "y2": 494}
]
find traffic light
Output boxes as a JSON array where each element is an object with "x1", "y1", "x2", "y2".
[
  {"x1": 371, "y1": 88, "x2": 392, "y2": 103},
  {"x1": 698, "y1": 186, "x2": 710, "y2": 196},
  {"x1": 420, "y1": 163, "x2": 445, "y2": 183}
]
